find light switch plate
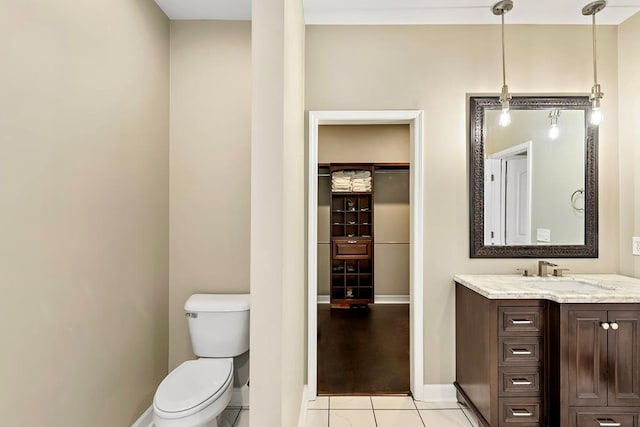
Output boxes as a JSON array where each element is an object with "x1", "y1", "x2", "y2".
[
  {"x1": 537, "y1": 228, "x2": 551, "y2": 242},
  {"x1": 633, "y1": 236, "x2": 640, "y2": 256}
]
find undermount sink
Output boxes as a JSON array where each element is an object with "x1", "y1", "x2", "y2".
[{"x1": 535, "y1": 280, "x2": 611, "y2": 292}]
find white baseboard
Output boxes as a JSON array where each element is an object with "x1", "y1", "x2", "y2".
[
  {"x1": 421, "y1": 384, "x2": 457, "y2": 402},
  {"x1": 131, "y1": 405, "x2": 153, "y2": 427},
  {"x1": 375, "y1": 295, "x2": 410, "y2": 304},
  {"x1": 297, "y1": 385, "x2": 309, "y2": 427},
  {"x1": 317, "y1": 295, "x2": 410, "y2": 304}
]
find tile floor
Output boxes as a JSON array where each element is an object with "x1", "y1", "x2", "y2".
[{"x1": 305, "y1": 396, "x2": 478, "y2": 427}]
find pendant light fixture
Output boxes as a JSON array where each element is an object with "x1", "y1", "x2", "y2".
[
  {"x1": 493, "y1": 0, "x2": 513, "y2": 127},
  {"x1": 582, "y1": 0, "x2": 606, "y2": 126},
  {"x1": 548, "y1": 110, "x2": 561, "y2": 140}
]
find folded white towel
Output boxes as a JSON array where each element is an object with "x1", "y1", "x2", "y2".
[
  {"x1": 332, "y1": 171, "x2": 350, "y2": 178},
  {"x1": 351, "y1": 171, "x2": 371, "y2": 178},
  {"x1": 352, "y1": 180, "x2": 371, "y2": 186}
]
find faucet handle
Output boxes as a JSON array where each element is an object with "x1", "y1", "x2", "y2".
[
  {"x1": 553, "y1": 268, "x2": 570, "y2": 277},
  {"x1": 517, "y1": 268, "x2": 532, "y2": 277}
]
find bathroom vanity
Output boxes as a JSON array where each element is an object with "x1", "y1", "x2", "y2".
[{"x1": 454, "y1": 274, "x2": 640, "y2": 427}]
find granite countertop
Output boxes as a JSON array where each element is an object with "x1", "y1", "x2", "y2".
[{"x1": 454, "y1": 274, "x2": 640, "y2": 303}]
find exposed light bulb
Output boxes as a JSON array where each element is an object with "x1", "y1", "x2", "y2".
[
  {"x1": 499, "y1": 108, "x2": 511, "y2": 127},
  {"x1": 590, "y1": 107, "x2": 603, "y2": 125},
  {"x1": 549, "y1": 123, "x2": 560, "y2": 140}
]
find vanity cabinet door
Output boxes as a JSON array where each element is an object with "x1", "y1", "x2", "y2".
[
  {"x1": 608, "y1": 311, "x2": 640, "y2": 407},
  {"x1": 568, "y1": 310, "x2": 608, "y2": 407}
]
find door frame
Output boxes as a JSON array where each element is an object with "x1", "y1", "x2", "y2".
[
  {"x1": 487, "y1": 141, "x2": 533, "y2": 245},
  {"x1": 307, "y1": 110, "x2": 424, "y2": 400}
]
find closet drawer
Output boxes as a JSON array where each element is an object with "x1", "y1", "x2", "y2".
[
  {"x1": 499, "y1": 337, "x2": 542, "y2": 366},
  {"x1": 499, "y1": 398, "x2": 542, "y2": 426},
  {"x1": 332, "y1": 239, "x2": 371, "y2": 259},
  {"x1": 499, "y1": 367, "x2": 542, "y2": 397},
  {"x1": 499, "y1": 307, "x2": 544, "y2": 336}
]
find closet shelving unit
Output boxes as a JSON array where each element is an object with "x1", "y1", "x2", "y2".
[{"x1": 328, "y1": 164, "x2": 375, "y2": 308}]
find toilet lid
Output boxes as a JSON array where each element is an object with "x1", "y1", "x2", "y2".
[{"x1": 154, "y1": 359, "x2": 233, "y2": 413}]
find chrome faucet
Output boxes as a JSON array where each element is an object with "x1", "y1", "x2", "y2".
[{"x1": 538, "y1": 260, "x2": 558, "y2": 277}]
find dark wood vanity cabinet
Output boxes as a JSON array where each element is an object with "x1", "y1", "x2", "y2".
[
  {"x1": 455, "y1": 284, "x2": 547, "y2": 427},
  {"x1": 455, "y1": 284, "x2": 640, "y2": 427},
  {"x1": 560, "y1": 306, "x2": 640, "y2": 426}
]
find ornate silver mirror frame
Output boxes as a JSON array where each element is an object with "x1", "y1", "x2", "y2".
[{"x1": 469, "y1": 95, "x2": 598, "y2": 258}]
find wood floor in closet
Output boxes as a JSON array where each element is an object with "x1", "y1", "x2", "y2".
[{"x1": 317, "y1": 303, "x2": 410, "y2": 395}]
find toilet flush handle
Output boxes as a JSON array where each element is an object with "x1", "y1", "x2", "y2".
[{"x1": 186, "y1": 312, "x2": 198, "y2": 318}]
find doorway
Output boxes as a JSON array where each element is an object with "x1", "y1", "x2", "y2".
[
  {"x1": 317, "y1": 157, "x2": 410, "y2": 394},
  {"x1": 484, "y1": 141, "x2": 533, "y2": 246},
  {"x1": 307, "y1": 110, "x2": 424, "y2": 401}
]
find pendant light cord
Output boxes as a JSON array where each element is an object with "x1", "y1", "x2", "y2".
[
  {"x1": 592, "y1": 13, "x2": 598, "y2": 86},
  {"x1": 502, "y1": 13, "x2": 507, "y2": 86}
]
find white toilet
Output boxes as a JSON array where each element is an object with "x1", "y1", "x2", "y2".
[{"x1": 153, "y1": 294, "x2": 250, "y2": 427}]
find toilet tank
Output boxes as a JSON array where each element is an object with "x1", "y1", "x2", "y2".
[{"x1": 184, "y1": 294, "x2": 250, "y2": 358}]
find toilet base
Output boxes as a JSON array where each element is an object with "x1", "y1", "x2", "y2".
[{"x1": 153, "y1": 383, "x2": 233, "y2": 427}]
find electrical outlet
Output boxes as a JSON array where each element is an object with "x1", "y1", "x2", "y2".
[{"x1": 633, "y1": 237, "x2": 640, "y2": 256}]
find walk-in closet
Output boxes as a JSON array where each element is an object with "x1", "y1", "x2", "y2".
[{"x1": 316, "y1": 124, "x2": 411, "y2": 395}]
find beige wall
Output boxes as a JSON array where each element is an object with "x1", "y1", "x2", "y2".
[
  {"x1": 0, "y1": 1, "x2": 169, "y2": 426},
  {"x1": 318, "y1": 124, "x2": 410, "y2": 163},
  {"x1": 619, "y1": 12, "x2": 640, "y2": 278},
  {"x1": 251, "y1": 0, "x2": 305, "y2": 425},
  {"x1": 169, "y1": 21, "x2": 251, "y2": 369},
  {"x1": 306, "y1": 24, "x2": 620, "y2": 384}
]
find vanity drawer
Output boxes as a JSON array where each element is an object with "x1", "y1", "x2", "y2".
[
  {"x1": 332, "y1": 239, "x2": 371, "y2": 259},
  {"x1": 499, "y1": 307, "x2": 544, "y2": 336},
  {"x1": 499, "y1": 398, "x2": 542, "y2": 426},
  {"x1": 569, "y1": 407, "x2": 640, "y2": 427},
  {"x1": 499, "y1": 337, "x2": 542, "y2": 366},
  {"x1": 499, "y1": 367, "x2": 542, "y2": 397}
]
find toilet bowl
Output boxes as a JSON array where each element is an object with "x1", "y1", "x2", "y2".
[
  {"x1": 153, "y1": 359, "x2": 234, "y2": 427},
  {"x1": 152, "y1": 293, "x2": 250, "y2": 427}
]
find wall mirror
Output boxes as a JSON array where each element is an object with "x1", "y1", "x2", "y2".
[{"x1": 469, "y1": 95, "x2": 598, "y2": 258}]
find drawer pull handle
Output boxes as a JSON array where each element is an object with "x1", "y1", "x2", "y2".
[
  {"x1": 511, "y1": 349, "x2": 532, "y2": 355},
  {"x1": 347, "y1": 240, "x2": 357, "y2": 244},
  {"x1": 511, "y1": 409, "x2": 532, "y2": 417},
  {"x1": 595, "y1": 419, "x2": 621, "y2": 427},
  {"x1": 511, "y1": 319, "x2": 533, "y2": 325},
  {"x1": 511, "y1": 378, "x2": 533, "y2": 385}
]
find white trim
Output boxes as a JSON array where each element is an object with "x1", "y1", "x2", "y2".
[
  {"x1": 317, "y1": 294, "x2": 410, "y2": 304},
  {"x1": 307, "y1": 111, "x2": 320, "y2": 400},
  {"x1": 376, "y1": 294, "x2": 410, "y2": 304},
  {"x1": 487, "y1": 140, "x2": 532, "y2": 160},
  {"x1": 131, "y1": 406, "x2": 153, "y2": 427},
  {"x1": 410, "y1": 111, "x2": 425, "y2": 402},
  {"x1": 297, "y1": 385, "x2": 309, "y2": 427},
  {"x1": 307, "y1": 110, "x2": 425, "y2": 401},
  {"x1": 422, "y1": 384, "x2": 457, "y2": 402}
]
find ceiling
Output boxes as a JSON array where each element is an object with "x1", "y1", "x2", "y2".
[{"x1": 154, "y1": 0, "x2": 640, "y2": 25}]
